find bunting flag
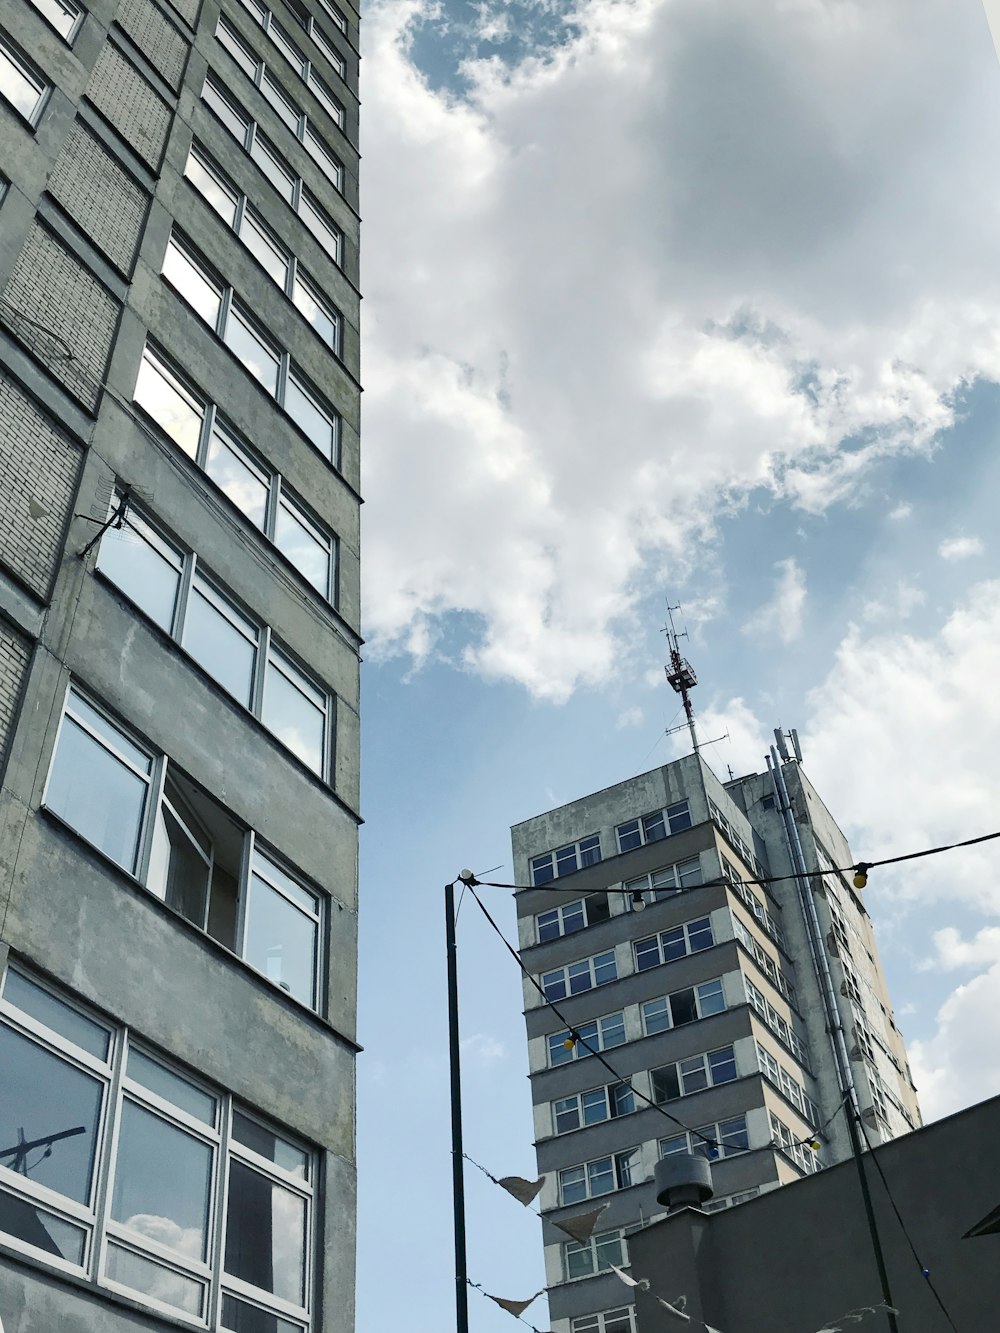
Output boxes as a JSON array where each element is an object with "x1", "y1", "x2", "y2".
[
  {"x1": 487, "y1": 1289, "x2": 545, "y2": 1318},
  {"x1": 499, "y1": 1175, "x2": 546, "y2": 1206},
  {"x1": 655, "y1": 1293, "x2": 692, "y2": 1323},
  {"x1": 552, "y1": 1205, "x2": 608, "y2": 1243},
  {"x1": 609, "y1": 1264, "x2": 649, "y2": 1291},
  {"x1": 813, "y1": 1304, "x2": 899, "y2": 1332}
]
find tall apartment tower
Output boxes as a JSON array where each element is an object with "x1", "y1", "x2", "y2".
[
  {"x1": 512, "y1": 748, "x2": 921, "y2": 1333},
  {"x1": 0, "y1": 0, "x2": 360, "y2": 1330}
]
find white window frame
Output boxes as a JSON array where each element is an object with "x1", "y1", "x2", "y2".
[
  {"x1": 558, "y1": 1148, "x2": 639, "y2": 1206},
  {"x1": 541, "y1": 948, "x2": 617, "y2": 1002},
  {"x1": 633, "y1": 914, "x2": 714, "y2": 971},
  {"x1": 563, "y1": 1229, "x2": 630, "y2": 1282},
  {"x1": 770, "y1": 1111, "x2": 821, "y2": 1175},
  {"x1": 42, "y1": 685, "x2": 326, "y2": 1010},
  {"x1": 0, "y1": 966, "x2": 317, "y2": 1325},
  {"x1": 133, "y1": 342, "x2": 338, "y2": 603},
  {"x1": 552, "y1": 1082, "x2": 634, "y2": 1135},
  {"x1": 547, "y1": 1011, "x2": 626, "y2": 1067},
  {"x1": 731, "y1": 912, "x2": 794, "y2": 1003},
  {"x1": 623, "y1": 856, "x2": 702, "y2": 909},
  {"x1": 651, "y1": 1045, "x2": 739, "y2": 1103},
  {"x1": 200, "y1": 74, "x2": 345, "y2": 266},
  {"x1": 640, "y1": 977, "x2": 726, "y2": 1035},
  {"x1": 535, "y1": 892, "x2": 609, "y2": 943},
  {"x1": 161, "y1": 230, "x2": 341, "y2": 465},
  {"x1": 530, "y1": 833, "x2": 601, "y2": 885},
  {"x1": 0, "y1": 31, "x2": 50, "y2": 125},
  {"x1": 745, "y1": 976, "x2": 810, "y2": 1065},
  {"x1": 659, "y1": 1115, "x2": 749, "y2": 1161},
  {"x1": 27, "y1": 0, "x2": 85, "y2": 42},
  {"x1": 571, "y1": 1307, "x2": 636, "y2": 1333},
  {"x1": 615, "y1": 800, "x2": 691, "y2": 853},
  {"x1": 96, "y1": 496, "x2": 332, "y2": 778},
  {"x1": 238, "y1": 0, "x2": 349, "y2": 83}
]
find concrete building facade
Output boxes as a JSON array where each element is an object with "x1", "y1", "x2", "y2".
[
  {"x1": 0, "y1": 0, "x2": 361, "y2": 1329},
  {"x1": 511, "y1": 750, "x2": 920, "y2": 1333}
]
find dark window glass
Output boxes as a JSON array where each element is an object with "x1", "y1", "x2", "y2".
[
  {"x1": 0, "y1": 1192, "x2": 85, "y2": 1263},
  {"x1": 0, "y1": 1026, "x2": 102, "y2": 1204},
  {"x1": 537, "y1": 911, "x2": 560, "y2": 943},
  {"x1": 244, "y1": 862, "x2": 317, "y2": 1006},
  {"x1": 651, "y1": 1066, "x2": 681, "y2": 1103},
  {"x1": 231, "y1": 1111, "x2": 307, "y2": 1179},
  {"x1": 222, "y1": 1293, "x2": 303, "y2": 1332},
  {"x1": 669, "y1": 988, "x2": 698, "y2": 1027},
  {"x1": 225, "y1": 1159, "x2": 305, "y2": 1305},
  {"x1": 586, "y1": 893, "x2": 610, "y2": 925},
  {"x1": 111, "y1": 1101, "x2": 213, "y2": 1262},
  {"x1": 126, "y1": 1050, "x2": 216, "y2": 1126}
]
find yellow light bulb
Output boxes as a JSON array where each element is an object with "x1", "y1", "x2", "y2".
[
  {"x1": 563, "y1": 1036, "x2": 577, "y2": 1050},
  {"x1": 809, "y1": 1139, "x2": 822, "y2": 1153},
  {"x1": 853, "y1": 866, "x2": 869, "y2": 890}
]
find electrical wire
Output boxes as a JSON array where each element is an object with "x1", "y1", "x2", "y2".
[
  {"x1": 855, "y1": 1113, "x2": 961, "y2": 1333},
  {"x1": 467, "y1": 1281, "x2": 550, "y2": 1333},
  {"x1": 467, "y1": 884, "x2": 724, "y2": 1152},
  {"x1": 472, "y1": 825, "x2": 1000, "y2": 897}
]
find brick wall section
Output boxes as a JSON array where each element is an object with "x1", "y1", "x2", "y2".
[
  {"x1": 0, "y1": 622, "x2": 30, "y2": 763},
  {"x1": 85, "y1": 42, "x2": 172, "y2": 168},
  {"x1": 1, "y1": 224, "x2": 121, "y2": 413},
  {"x1": 0, "y1": 371, "x2": 82, "y2": 598},
  {"x1": 115, "y1": 0, "x2": 188, "y2": 92},
  {"x1": 166, "y1": 0, "x2": 198, "y2": 26},
  {"x1": 48, "y1": 123, "x2": 149, "y2": 275}
]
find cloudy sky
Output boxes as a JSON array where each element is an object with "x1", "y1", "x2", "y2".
[{"x1": 355, "y1": 2, "x2": 1000, "y2": 1328}]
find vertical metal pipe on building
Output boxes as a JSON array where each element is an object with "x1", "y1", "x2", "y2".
[
  {"x1": 445, "y1": 879, "x2": 470, "y2": 1333},
  {"x1": 768, "y1": 751, "x2": 899, "y2": 1332}
]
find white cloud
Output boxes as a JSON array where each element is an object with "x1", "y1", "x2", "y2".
[
  {"x1": 861, "y1": 579, "x2": 925, "y2": 622},
  {"x1": 362, "y1": 0, "x2": 1000, "y2": 698},
  {"x1": 616, "y1": 706, "x2": 644, "y2": 730},
  {"x1": 925, "y1": 925, "x2": 1000, "y2": 971},
  {"x1": 460, "y1": 1032, "x2": 507, "y2": 1066},
  {"x1": 742, "y1": 558, "x2": 807, "y2": 644},
  {"x1": 887, "y1": 502, "x2": 913, "y2": 521},
  {"x1": 909, "y1": 958, "x2": 1000, "y2": 1119},
  {"x1": 938, "y1": 535, "x2": 984, "y2": 560},
  {"x1": 677, "y1": 696, "x2": 771, "y2": 778}
]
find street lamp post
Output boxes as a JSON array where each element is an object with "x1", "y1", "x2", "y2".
[{"x1": 445, "y1": 877, "x2": 470, "y2": 1333}]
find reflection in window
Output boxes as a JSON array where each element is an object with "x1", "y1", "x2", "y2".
[
  {"x1": 222, "y1": 1291, "x2": 305, "y2": 1332},
  {"x1": 133, "y1": 347, "x2": 205, "y2": 459},
  {"x1": 263, "y1": 647, "x2": 326, "y2": 774},
  {"x1": 225, "y1": 1159, "x2": 306, "y2": 1306},
  {"x1": 96, "y1": 507, "x2": 182, "y2": 633},
  {"x1": 245, "y1": 850, "x2": 320, "y2": 1006},
  {"x1": 224, "y1": 307, "x2": 282, "y2": 393},
  {"x1": 275, "y1": 494, "x2": 331, "y2": 597},
  {"x1": 183, "y1": 574, "x2": 259, "y2": 707},
  {"x1": 45, "y1": 690, "x2": 152, "y2": 873},
  {"x1": 206, "y1": 424, "x2": 271, "y2": 530},
  {"x1": 162, "y1": 236, "x2": 223, "y2": 326},
  {"x1": 0, "y1": 39, "x2": 48, "y2": 123},
  {"x1": 285, "y1": 371, "x2": 337, "y2": 462},
  {"x1": 28, "y1": 0, "x2": 83, "y2": 41}
]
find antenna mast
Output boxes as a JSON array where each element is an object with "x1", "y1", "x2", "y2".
[{"x1": 663, "y1": 604, "x2": 699, "y2": 755}]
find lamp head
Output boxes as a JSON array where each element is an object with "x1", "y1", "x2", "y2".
[
  {"x1": 853, "y1": 863, "x2": 870, "y2": 890},
  {"x1": 630, "y1": 890, "x2": 646, "y2": 911}
]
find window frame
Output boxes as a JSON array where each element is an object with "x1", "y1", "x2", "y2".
[
  {"x1": 553, "y1": 1081, "x2": 634, "y2": 1135},
  {"x1": 659, "y1": 1115, "x2": 749, "y2": 1161},
  {"x1": 563, "y1": 1229, "x2": 630, "y2": 1282},
  {"x1": 540, "y1": 948, "x2": 617, "y2": 1002},
  {"x1": 651, "y1": 1045, "x2": 739, "y2": 1103},
  {"x1": 236, "y1": 0, "x2": 350, "y2": 88},
  {"x1": 640, "y1": 977, "x2": 726, "y2": 1036},
  {"x1": 615, "y1": 800, "x2": 691, "y2": 854},
  {"x1": 42, "y1": 684, "x2": 328, "y2": 1011},
  {"x1": 571, "y1": 1311, "x2": 636, "y2": 1333},
  {"x1": 27, "y1": 0, "x2": 85, "y2": 42},
  {"x1": 633, "y1": 914, "x2": 715, "y2": 972},
  {"x1": 0, "y1": 30, "x2": 50, "y2": 126},
  {"x1": 558, "y1": 1148, "x2": 640, "y2": 1206},
  {"x1": 133, "y1": 343, "x2": 338, "y2": 603},
  {"x1": 547, "y1": 1010, "x2": 626, "y2": 1068},
  {"x1": 530, "y1": 833, "x2": 601, "y2": 885},
  {"x1": 622, "y1": 856, "x2": 702, "y2": 910},
  {"x1": 0, "y1": 965, "x2": 316, "y2": 1325}
]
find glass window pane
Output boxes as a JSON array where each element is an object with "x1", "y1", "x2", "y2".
[
  {"x1": 148, "y1": 797, "x2": 210, "y2": 928},
  {"x1": 134, "y1": 348, "x2": 205, "y2": 458},
  {"x1": 224, "y1": 307, "x2": 281, "y2": 394},
  {"x1": 203, "y1": 78, "x2": 250, "y2": 143},
  {"x1": 240, "y1": 211, "x2": 290, "y2": 287},
  {"x1": 251, "y1": 135, "x2": 295, "y2": 203},
  {"x1": 291, "y1": 273, "x2": 338, "y2": 349},
  {"x1": 261, "y1": 71, "x2": 300, "y2": 130},
  {"x1": 29, "y1": 0, "x2": 81, "y2": 40},
  {"x1": 275, "y1": 490, "x2": 333, "y2": 593},
  {"x1": 163, "y1": 239, "x2": 223, "y2": 327},
  {"x1": 217, "y1": 19, "x2": 259, "y2": 78},
  {"x1": 0, "y1": 43, "x2": 46, "y2": 121},
  {"x1": 67, "y1": 693, "x2": 151, "y2": 773},
  {"x1": 284, "y1": 372, "x2": 336, "y2": 459},
  {"x1": 97, "y1": 509, "x2": 182, "y2": 633},
  {"x1": 126, "y1": 1050, "x2": 217, "y2": 1126},
  {"x1": 183, "y1": 578, "x2": 258, "y2": 706},
  {"x1": 245, "y1": 872, "x2": 317, "y2": 1007},
  {"x1": 0, "y1": 1190, "x2": 86, "y2": 1264},
  {"x1": 262, "y1": 651, "x2": 325, "y2": 773},
  {"x1": 304, "y1": 127, "x2": 342, "y2": 188},
  {"x1": 105, "y1": 1242, "x2": 204, "y2": 1315},
  {"x1": 206, "y1": 426, "x2": 270, "y2": 530},
  {"x1": 222, "y1": 1292, "x2": 305, "y2": 1333},
  {"x1": 225, "y1": 1159, "x2": 306, "y2": 1306},
  {"x1": 185, "y1": 148, "x2": 239, "y2": 227},
  {"x1": 270, "y1": 23, "x2": 306, "y2": 74},
  {"x1": 46, "y1": 712, "x2": 149, "y2": 873},
  {"x1": 111, "y1": 1100, "x2": 212, "y2": 1262},
  {"x1": 0, "y1": 1026, "x2": 103, "y2": 1204},
  {"x1": 298, "y1": 192, "x2": 341, "y2": 262},
  {"x1": 2, "y1": 972, "x2": 110, "y2": 1061},
  {"x1": 232, "y1": 1111, "x2": 307, "y2": 1179},
  {"x1": 252, "y1": 851, "x2": 316, "y2": 914},
  {"x1": 307, "y1": 70, "x2": 343, "y2": 126},
  {"x1": 312, "y1": 28, "x2": 345, "y2": 78}
]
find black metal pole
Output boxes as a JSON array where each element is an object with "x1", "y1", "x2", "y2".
[
  {"x1": 845, "y1": 1106, "x2": 899, "y2": 1332},
  {"x1": 445, "y1": 879, "x2": 470, "y2": 1333}
]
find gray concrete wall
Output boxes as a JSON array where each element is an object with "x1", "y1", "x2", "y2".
[{"x1": 630, "y1": 1094, "x2": 1000, "y2": 1333}]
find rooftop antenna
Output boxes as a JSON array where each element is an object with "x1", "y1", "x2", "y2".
[
  {"x1": 774, "y1": 727, "x2": 803, "y2": 763},
  {"x1": 663, "y1": 604, "x2": 700, "y2": 755}
]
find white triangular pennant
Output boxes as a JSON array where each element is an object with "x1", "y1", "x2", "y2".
[
  {"x1": 499, "y1": 1175, "x2": 546, "y2": 1206},
  {"x1": 553, "y1": 1205, "x2": 608, "y2": 1242}
]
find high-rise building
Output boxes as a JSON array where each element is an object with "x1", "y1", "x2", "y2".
[
  {"x1": 0, "y1": 0, "x2": 360, "y2": 1330},
  {"x1": 512, "y1": 744, "x2": 920, "y2": 1333}
]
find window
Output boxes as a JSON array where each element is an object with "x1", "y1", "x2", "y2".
[
  {"x1": 214, "y1": 19, "x2": 344, "y2": 187},
  {"x1": 185, "y1": 145, "x2": 344, "y2": 355},
  {"x1": 559, "y1": 1149, "x2": 639, "y2": 1205},
  {"x1": 44, "y1": 688, "x2": 325, "y2": 1008},
  {"x1": 756, "y1": 1044, "x2": 818, "y2": 1122},
  {"x1": 623, "y1": 857, "x2": 702, "y2": 909},
  {"x1": 564, "y1": 1230, "x2": 629, "y2": 1281},
  {"x1": 659, "y1": 1115, "x2": 749, "y2": 1161},
  {"x1": 745, "y1": 977, "x2": 810, "y2": 1065},
  {"x1": 536, "y1": 893, "x2": 610, "y2": 943},
  {"x1": 236, "y1": 0, "x2": 349, "y2": 86},
  {"x1": 731, "y1": 913, "x2": 794, "y2": 1003},
  {"x1": 530, "y1": 834, "x2": 601, "y2": 885},
  {"x1": 710, "y1": 801, "x2": 768, "y2": 880},
  {"x1": 723, "y1": 858, "x2": 785, "y2": 948},
  {"x1": 547, "y1": 1012, "x2": 626, "y2": 1067},
  {"x1": 0, "y1": 967, "x2": 315, "y2": 1324},
  {"x1": 641, "y1": 978, "x2": 726, "y2": 1034},
  {"x1": 0, "y1": 35, "x2": 48, "y2": 124},
  {"x1": 317, "y1": 0, "x2": 347, "y2": 34},
  {"x1": 572, "y1": 1312, "x2": 635, "y2": 1333},
  {"x1": 307, "y1": 68, "x2": 344, "y2": 127},
  {"x1": 553, "y1": 1083, "x2": 634, "y2": 1135},
  {"x1": 134, "y1": 345, "x2": 337, "y2": 602},
  {"x1": 703, "y1": 1188, "x2": 760, "y2": 1212},
  {"x1": 97, "y1": 499, "x2": 332, "y2": 777},
  {"x1": 28, "y1": 0, "x2": 84, "y2": 41},
  {"x1": 201, "y1": 76, "x2": 346, "y2": 265},
  {"x1": 541, "y1": 949, "x2": 617, "y2": 1002},
  {"x1": 616, "y1": 801, "x2": 691, "y2": 853},
  {"x1": 161, "y1": 232, "x2": 342, "y2": 463},
  {"x1": 634, "y1": 915, "x2": 714, "y2": 971},
  {"x1": 651, "y1": 1046, "x2": 738, "y2": 1103},
  {"x1": 770, "y1": 1112, "x2": 821, "y2": 1175}
]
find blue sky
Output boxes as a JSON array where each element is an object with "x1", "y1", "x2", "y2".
[{"x1": 355, "y1": 3, "x2": 1000, "y2": 1330}]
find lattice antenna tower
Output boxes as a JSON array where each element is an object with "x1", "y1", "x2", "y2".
[{"x1": 663, "y1": 603, "x2": 700, "y2": 755}]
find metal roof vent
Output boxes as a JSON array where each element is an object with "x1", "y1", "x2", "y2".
[{"x1": 654, "y1": 1153, "x2": 714, "y2": 1211}]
